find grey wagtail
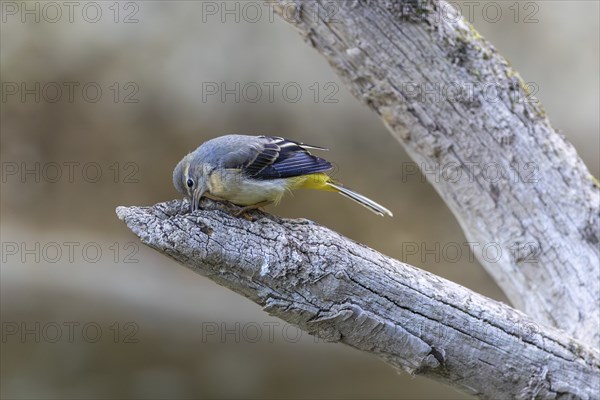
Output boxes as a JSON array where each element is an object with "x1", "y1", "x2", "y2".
[{"x1": 173, "y1": 134, "x2": 393, "y2": 217}]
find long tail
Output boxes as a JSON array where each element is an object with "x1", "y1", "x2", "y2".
[{"x1": 326, "y1": 181, "x2": 393, "y2": 217}]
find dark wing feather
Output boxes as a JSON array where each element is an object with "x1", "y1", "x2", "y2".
[
  {"x1": 242, "y1": 142, "x2": 281, "y2": 176},
  {"x1": 244, "y1": 136, "x2": 332, "y2": 180},
  {"x1": 264, "y1": 135, "x2": 329, "y2": 151},
  {"x1": 255, "y1": 151, "x2": 332, "y2": 179}
]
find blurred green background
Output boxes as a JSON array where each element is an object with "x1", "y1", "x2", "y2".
[{"x1": 1, "y1": 1, "x2": 598, "y2": 399}]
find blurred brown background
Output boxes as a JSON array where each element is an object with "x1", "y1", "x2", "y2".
[{"x1": 1, "y1": 1, "x2": 598, "y2": 399}]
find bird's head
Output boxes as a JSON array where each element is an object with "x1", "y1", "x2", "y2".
[{"x1": 173, "y1": 153, "x2": 212, "y2": 212}]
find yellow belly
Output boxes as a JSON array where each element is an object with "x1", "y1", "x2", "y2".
[
  {"x1": 206, "y1": 171, "x2": 334, "y2": 206},
  {"x1": 287, "y1": 173, "x2": 335, "y2": 191}
]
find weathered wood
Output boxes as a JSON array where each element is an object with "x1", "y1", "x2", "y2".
[
  {"x1": 117, "y1": 199, "x2": 599, "y2": 399},
  {"x1": 270, "y1": 0, "x2": 600, "y2": 348}
]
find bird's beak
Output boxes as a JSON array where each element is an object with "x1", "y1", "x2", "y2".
[{"x1": 191, "y1": 187, "x2": 205, "y2": 212}]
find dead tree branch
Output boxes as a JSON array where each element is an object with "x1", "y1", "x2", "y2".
[{"x1": 117, "y1": 200, "x2": 599, "y2": 399}]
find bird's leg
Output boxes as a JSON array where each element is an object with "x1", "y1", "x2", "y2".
[
  {"x1": 233, "y1": 201, "x2": 273, "y2": 217},
  {"x1": 187, "y1": 192, "x2": 272, "y2": 218},
  {"x1": 202, "y1": 194, "x2": 248, "y2": 215}
]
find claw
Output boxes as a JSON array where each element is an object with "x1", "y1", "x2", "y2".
[{"x1": 232, "y1": 201, "x2": 273, "y2": 218}]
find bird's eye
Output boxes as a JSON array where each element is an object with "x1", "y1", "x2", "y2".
[{"x1": 186, "y1": 179, "x2": 194, "y2": 188}]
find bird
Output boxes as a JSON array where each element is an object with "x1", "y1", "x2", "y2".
[{"x1": 173, "y1": 134, "x2": 393, "y2": 217}]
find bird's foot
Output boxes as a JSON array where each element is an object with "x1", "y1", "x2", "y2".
[{"x1": 232, "y1": 201, "x2": 273, "y2": 220}]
